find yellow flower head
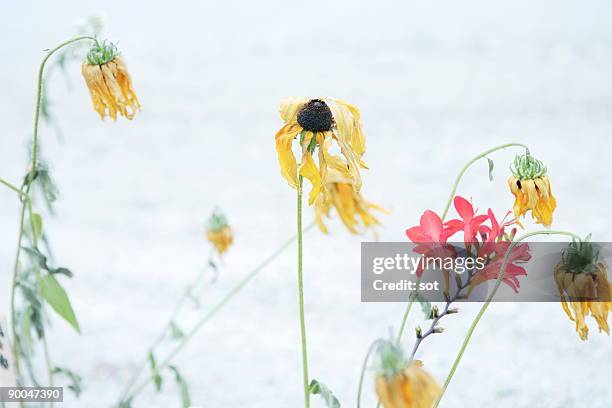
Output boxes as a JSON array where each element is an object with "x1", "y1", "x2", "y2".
[
  {"x1": 508, "y1": 153, "x2": 556, "y2": 226},
  {"x1": 275, "y1": 97, "x2": 367, "y2": 206},
  {"x1": 206, "y1": 209, "x2": 234, "y2": 256},
  {"x1": 81, "y1": 41, "x2": 140, "y2": 120},
  {"x1": 314, "y1": 168, "x2": 386, "y2": 235},
  {"x1": 374, "y1": 340, "x2": 441, "y2": 408},
  {"x1": 555, "y1": 239, "x2": 611, "y2": 340}
]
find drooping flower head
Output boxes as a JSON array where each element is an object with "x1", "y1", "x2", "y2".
[
  {"x1": 374, "y1": 339, "x2": 441, "y2": 408},
  {"x1": 314, "y1": 168, "x2": 386, "y2": 235},
  {"x1": 206, "y1": 209, "x2": 234, "y2": 256},
  {"x1": 81, "y1": 40, "x2": 140, "y2": 120},
  {"x1": 555, "y1": 237, "x2": 611, "y2": 340},
  {"x1": 275, "y1": 97, "x2": 367, "y2": 205},
  {"x1": 508, "y1": 153, "x2": 556, "y2": 226}
]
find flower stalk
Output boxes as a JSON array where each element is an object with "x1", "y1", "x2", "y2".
[
  {"x1": 9, "y1": 35, "x2": 97, "y2": 391},
  {"x1": 118, "y1": 249, "x2": 215, "y2": 401},
  {"x1": 119, "y1": 223, "x2": 315, "y2": 404},
  {"x1": 433, "y1": 230, "x2": 582, "y2": 408},
  {"x1": 297, "y1": 175, "x2": 311, "y2": 408},
  {"x1": 441, "y1": 143, "x2": 529, "y2": 219},
  {"x1": 395, "y1": 143, "x2": 530, "y2": 343}
]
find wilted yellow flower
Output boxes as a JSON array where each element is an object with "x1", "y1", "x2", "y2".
[
  {"x1": 275, "y1": 97, "x2": 367, "y2": 205},
  {"x1": 206, "y1": 209, "x2": 234, "y2": 255},
  {"x1": 555, "y1": 253, "x2": 611, "y2": 341},
  {"x1": 375, "y1": 340, "x2": 441, "y2": 408},
  {"x1": 314, "y1": 169, "x2": 386, "y2": 235},
  {"x1": 508, "y1": 153, "x2": 556, "y2": 226},
  {"x1": 81, "y1": 41, "x2": 140, "y2": 120}
]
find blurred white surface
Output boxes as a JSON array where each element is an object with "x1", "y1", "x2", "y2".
[{"x1": 1, "y1": 1, "x2": 611, "y2": 406}]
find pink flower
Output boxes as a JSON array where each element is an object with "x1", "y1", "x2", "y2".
[
  {"x1": 444, "y1": 196, "x2": 490, "y2": 247},
  {"x1": 405, "y1": 210, "x2": 452, "y2": 243},
  {"x1": 406, "y1": 210, "x2": 456, "y2": 276},
  {"x1": 473, "y1": 241, "x2": 531, "y2": 293}
]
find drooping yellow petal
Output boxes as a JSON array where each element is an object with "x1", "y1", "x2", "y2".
[
  {"x1": 555, "y1": 261, "x2": 612, "y2": 340},
  {"x1": 314, "y1": 194, "x2": 331, "y2": 234},
  {"x1": 324, "y1": 98, "x2": 354, "y2": 144},
  {"x1": 315, "y1": 168, "x2": 385, "y2": 235},
  {"x1": 334, "y1": 98, "x2": 366, "y2": 156},
  {"x1": 81, "y1": 56, "x2": 140, "y2": 120},
  {"x1": 376, "y1": 361, "x2": 441, "y2": 408},
  {"x1": 299, "y1": 152, "x2": 322, "y2": 205},
  {"x1": 522, "y1": 179, "x2": 539, "y2": 209},
  {"x1": 508, "y1": 175, "x2": 556, "y2": 226},
  {"x1": 508, "y1": 176, "x2": 519, "y2": 195},
  {"x1": 275, "y1": 123, "x2": 301, "y2": 188},
  {"x1": 279, "y1": 97, "x2": 308, "y2": 124}
]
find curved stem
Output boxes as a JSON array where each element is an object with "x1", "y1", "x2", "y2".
[
  {"x1": 433, "y1": 230, "x2": 581, "y2": 408},
  {"x1": 378, "y1": 143, "x2": 529, "y2": 408},
  {"x1": 356, "y1": 339, "x2": 383, "y2": 408},
  {"x1": 120, "y1": 222, "x2": 315, "y2": 404},
  {"x1": 9, "y1": 35, "x2": 96, "y2": 388},
  {"x1": 394, "y1": 143, "x2": 528, "y2": 345},
  {"x1": 441, "y1": 143, "x2": 529, "y2": 220},
  {"x1": 118, "y1": 250, "x2": 216, "y2": 401},
  {"x1": 297, "y1": 176, "x2": 310, "y2": 408}
]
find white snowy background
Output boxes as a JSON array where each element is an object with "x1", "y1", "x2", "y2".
[{"x1": 1, "y1": 1, "x2": 611, "y2": 407}]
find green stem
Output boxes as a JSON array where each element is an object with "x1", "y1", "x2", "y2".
[
  {"x1": 42, "y1": 334, "x2": 54, "y2": 408},
  {"x1": 121, "y1": 222, "x2": 315, "y2": 404},
  {"x1": 297, "y1": 176, "x2": 310, "y2": 408},
  {"x1": 441, "y1": 143, "x2": 529, "y2": 219},
  {"x1": 394, "y1": 143, "x2": 529, "y2": 345},
  {"x1": 0, "y1": 178, "x2": 27, "y2": 199},
  {"x1": 356, "y1": 339, "x2": 383, "y2": 408},
  {"x1": 376, "y1": 143, "x2": 532, "y2": 408},
  {"x1": 118, "y1": 250, "x2": 216, "y2": 401},
  {"x1": 26, "y1": 199, "x2": 55, "y2": 408},
  {"x1": 395, "y1": 277, "x2": 421, "y2": 343},
  {"x1": 433, "y1": 230, "x2": 581, "y2": 407},
  {"x1": 394, "y1": 142, "x2": 530, "y2": 345},
  {"x1": 9, "y1": 35, "x2": 96, "y2": 391}
]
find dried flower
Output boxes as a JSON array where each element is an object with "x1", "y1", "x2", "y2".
[
  {"x1": 275, "y1": 97, "x2": 367, "y2": 205},
  {"x1": 206, "y1": 209, "x2": 233, "y2": 255},
  {"x1": 81, "y1": 41, "x2": 140, "y2": 120},
  {"x1": 374, "y1": 340, "x2": 441, "y2": 408},
  {"x1": 555, "y1": 239, "x2": 611, "y2": 340},
  {"x1": 508, "y1": 153, "x2": 556, "y2": 226},
  {"x1": 314, "y1": 169, "x2": 385, "y2": 234}
]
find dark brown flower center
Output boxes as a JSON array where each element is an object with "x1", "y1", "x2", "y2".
[{"x1": 297, "y1": 99, "x2": 333, "y2": 132}]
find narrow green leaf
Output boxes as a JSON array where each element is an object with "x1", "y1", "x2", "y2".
[
  {"x1": 486, "y1": 157, "x2": 494, "y2": 181},
  {"x1": 37, "y1": 274, "x2": 80, "y2": 333},
  {"x1": 31, "y1": 213, "x2": 43, "y2": 240},
  {"x1": 148, "y1": 352, "x2": 163, "y2": 392},
  {"x1": 20, "y1": 306, "x2": 33, "y2": 355},
  {"x1": 168, "y1": 365, "x2": 191, "y2": 408},
  {"x1": 53, "y1": 367, "x2": 83, "y2": 397},
  {"x1": 51, "y1": 267, "x2": 73, "y2": 278},
  {"x1": 309, "y1": 379, "x2": 341, "y2": 408},
  {"x1": 169, "y1": 321, "x2": 185, "y2": 339}
]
